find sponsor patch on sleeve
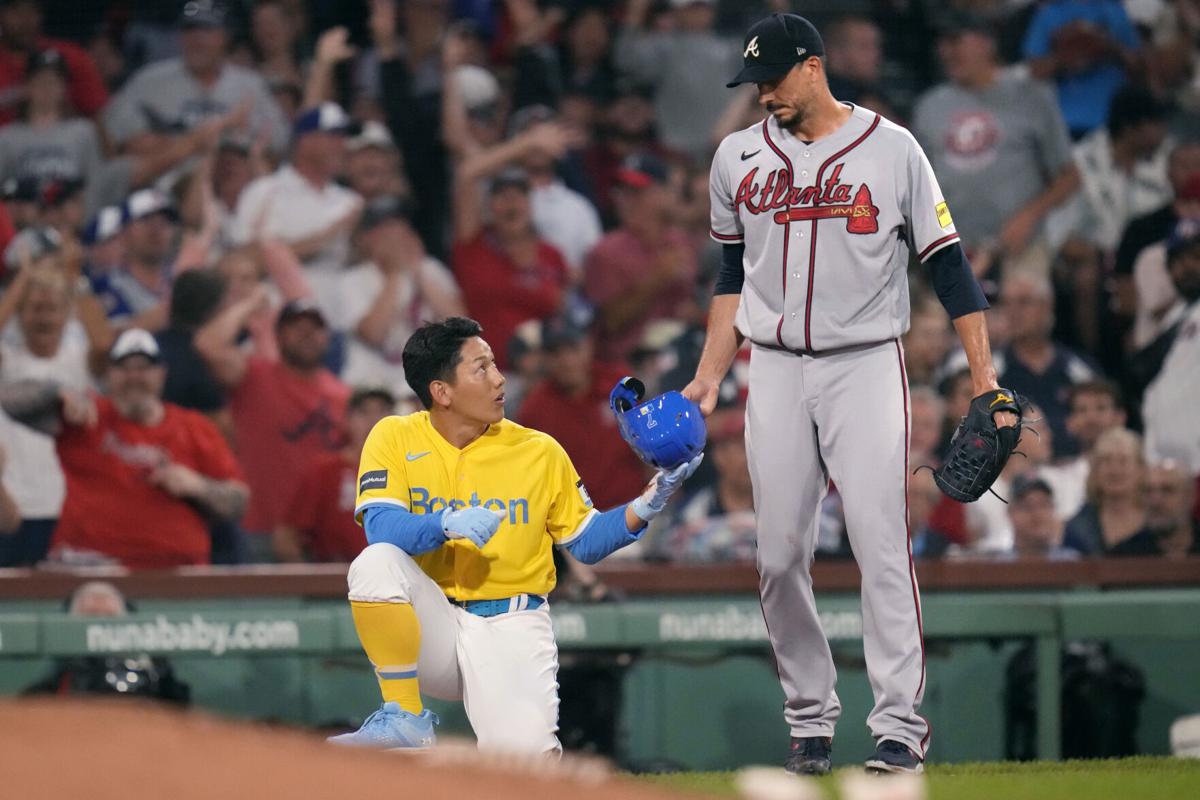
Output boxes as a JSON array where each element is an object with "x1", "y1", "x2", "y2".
[
  {"x1": 359, "y1": 470, "x2": 388, "y2": 493},
  {"x1": 576, "y1": 479, "x2": 593, "y2": 508},
  {"x1": 936, "y1": 201, "x2": 953, "y2": 229}
]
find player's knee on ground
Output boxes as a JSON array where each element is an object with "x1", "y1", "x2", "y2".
[{"x1": 347, "y1": 543, "x2": 418, "y2": 603}]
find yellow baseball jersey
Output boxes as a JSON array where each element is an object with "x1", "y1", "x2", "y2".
[{"x1": 354, "y1": 411, "x2": 597, "y2": 600}]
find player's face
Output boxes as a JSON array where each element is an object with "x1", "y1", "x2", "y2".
[
  {"x1": 1067, "y1": 392, "x2": 1124, "y2": 451},
  {"x1": 443, "y1": 336, "x2": 506, "y2": 425},
  {"x1": 756, "y1": 60, "x2": 820, "y2": 129}
]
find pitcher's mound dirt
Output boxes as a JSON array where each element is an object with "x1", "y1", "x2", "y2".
[{"x1": 0, "y1": 699, "x2": 702, "y2": 800}]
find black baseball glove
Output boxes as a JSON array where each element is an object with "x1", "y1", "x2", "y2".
[{"x1": 933, "y1": 389, "x2": 1023, "y2": 503}]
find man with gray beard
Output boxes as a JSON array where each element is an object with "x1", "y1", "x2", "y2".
[{"x1": 0, "y1": 328, "x2": 247, "y2": 567}]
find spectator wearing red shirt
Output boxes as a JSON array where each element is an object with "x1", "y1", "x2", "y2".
[
  {"x1": 196, "y1": 295, "x2": 350, "y2": 560},
  {"x1": 0, "y1": 0, "x2": 108, "y2": 124},
  {"x1": 0, "y1": 329, "x2": 247, "y2": 568},
  {"x1": 516, "y1": 312, "x2": 648, "y2": 511},
  {"x1": 273, "y1": 388, "x2": 395, "y2": 563},
  {"x1": 452, "y1": 165, "x2": 569, "y2": 371},
  {"x1": 584, "y1": 153, "x2": 699, "y2": 364}
]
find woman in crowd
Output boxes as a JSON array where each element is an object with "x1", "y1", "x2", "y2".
[{"x1": 1063, "y1": 428, "x2": 1155, "y2": 555}]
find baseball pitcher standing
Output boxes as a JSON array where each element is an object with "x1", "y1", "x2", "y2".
[{"x1": 683, "y1": 14, "x2": 1018, "y2": 774}]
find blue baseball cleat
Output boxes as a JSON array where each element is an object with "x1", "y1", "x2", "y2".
[{"x1": 327, "y1": 703, "x2": 439, "y2": 750}]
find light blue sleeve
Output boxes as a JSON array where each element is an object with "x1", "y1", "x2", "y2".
[
  {"x1": 562, "y1": 504, "x2": 643, "y2": 565},
  {"x1": 362, "y1": 506, "x2": 446, "y2": 556}
]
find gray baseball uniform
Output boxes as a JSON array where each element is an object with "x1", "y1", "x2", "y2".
[{"x1": 710, "y1": 105, "x2": 959, "y2": 756}]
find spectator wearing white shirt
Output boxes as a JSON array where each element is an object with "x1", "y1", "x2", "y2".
[
  {"x1": 336, "y1": 196, "x2": 465, "y2": 402},
  {"x1": 1051, "y1": 86, "x2": 1173, "y2": 253},
  {"x1": 1129, "y1": 174, "x2": 1200, "y2": 348},
  {"x1": 0, "y1": 250, "x2": 111, "y2": 565},
  {"x1": 102, "y1": 2, "x2": 288, "y2": 160},
  {"x1": 1143, "y1": 220, "x2": 1200, "y2": 475},
  {"x1": 508, "y1": 105, "x2": 603, "y2": 276},
  {"x1": 232, "y1": 103, "x2": 363, "y2": 322}
]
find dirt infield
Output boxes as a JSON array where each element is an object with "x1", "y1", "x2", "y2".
[{"x1": 0, "y1": 699, "x2": 702, "y2": 800}]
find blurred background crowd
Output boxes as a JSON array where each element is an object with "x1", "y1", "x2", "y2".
[{"x1": 0, "y1": 0, "x2": 1197, "y2": 572}]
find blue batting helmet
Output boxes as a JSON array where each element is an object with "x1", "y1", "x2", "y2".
[{"x1": 609, "y1": 376, "x2": 706, "y2": 470}]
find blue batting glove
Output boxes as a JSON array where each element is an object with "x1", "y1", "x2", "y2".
[
  {"x1": 441, "y1": 506, "x2": 504, "y2": 549},
  {"x1": 630, "y1": 454, "x2": 704, "y2": 522}
]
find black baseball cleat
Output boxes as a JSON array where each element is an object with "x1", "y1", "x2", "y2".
[
  {"x1": 784, "y1": 736, "x2": 832, "y2": 776},
  {"x1": 865, "y1": 739, "x2": 924, "y2": 774}
]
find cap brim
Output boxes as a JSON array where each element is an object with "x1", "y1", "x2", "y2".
[{"x1": 726, "y1": 62, "x2": 795, "y2": 88}]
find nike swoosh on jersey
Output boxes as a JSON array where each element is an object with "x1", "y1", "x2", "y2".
[
  {"x1": 406, "y1": 451, "x2": 431, "y2": 461},
  {"x1": 740, "y1": 149, "x2": 762, "y2": 161}
]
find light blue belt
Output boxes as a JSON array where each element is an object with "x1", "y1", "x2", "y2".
[{"x1": 453, "y1": 594, "x2": 546, "y2": 618}]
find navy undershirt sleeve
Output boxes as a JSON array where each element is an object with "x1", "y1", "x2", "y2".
[
  {"x1": 926, "y1": 242, "x2": 989, "y2": 319},
  {"x1": 714, "y1": 243, "x2": 745, "y2": 295}
]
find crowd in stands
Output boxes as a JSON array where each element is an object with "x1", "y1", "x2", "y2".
[{"x1": 0, "y1": 0, "x2": 1197, "y2": 571}]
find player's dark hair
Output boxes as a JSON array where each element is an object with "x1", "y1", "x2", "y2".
[
  {"x1": 1067, "y1": 379, "x2": 1124, "y2": 412},
  {"x1": 402, "y1": 317, "x2": 484, "y2": 409}
]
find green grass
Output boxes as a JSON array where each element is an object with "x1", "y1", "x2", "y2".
[{"x1": 640, "y1": 757, "x2": 1200, "y2": 799}]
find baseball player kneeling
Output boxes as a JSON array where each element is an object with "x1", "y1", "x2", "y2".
[{"x1": 329, "y1": 317, "x2": 702, "y2": 755}]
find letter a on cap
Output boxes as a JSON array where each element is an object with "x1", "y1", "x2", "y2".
[{"x1": 744, "y1": 36, "x2": 760, "y2": 58}]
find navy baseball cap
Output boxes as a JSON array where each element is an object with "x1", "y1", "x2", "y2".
[
  {"x1": 83, "y1": 205, "x2": 125, "y2": 246},
  {"x1": 179, "y1": 1, "x2": 228, "y2": 29},
  {"x1": 616, "y1": 153, "x2": 669, "y2": 189},
  {"x1": 727, "y1": 14, "x2": 825, "y2": 88},
  {"x1": 292, "y1": 103, "x2": 357, "y2": 138}
]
